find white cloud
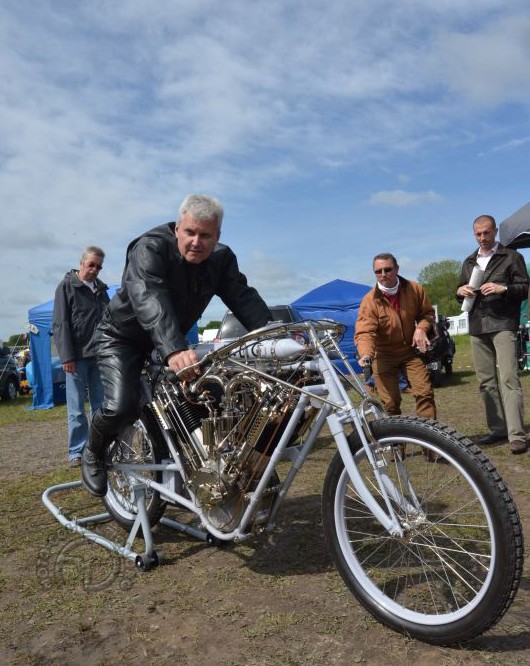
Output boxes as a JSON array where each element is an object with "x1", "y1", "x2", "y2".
[
  {"x1": 369, "y1": 190, "x2": 443, "y2": 207},
  {"x1": 432, "y1": 14, "x2": 530, "y2": 108},
  {"x1": 246, "y1": 252, "x2": 317, "y2": 304},
  {"x1": 490, "y1": 136, "x2": 530, "y2": 153},
  {"x1": 1, "y1": 1, "x2": 530, "y2": 340}
]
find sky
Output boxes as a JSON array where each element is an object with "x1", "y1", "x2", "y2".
[{"x1": 1, "y1": 1, "x2": 530, "y2": 342}]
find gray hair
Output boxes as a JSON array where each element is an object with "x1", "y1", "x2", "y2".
[
  {"x1": 178, "y1": 194, "x2": 224, "y2": 229},
  {"x1": 81, "y1": 246, "x2": 105, "y2": 261},
  {"x1": 373, "y1": 252, "x2": 398, "y2": 267}
]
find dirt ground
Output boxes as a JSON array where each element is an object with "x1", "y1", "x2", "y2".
[{"x1": 1, "y1": 372, "x2": 530, "y2": 665}]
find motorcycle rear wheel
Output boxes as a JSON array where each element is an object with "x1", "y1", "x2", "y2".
[
  {"x1": 103, "y1": 413, "x2": 167, "y2": 532},
  {"x1": 322, "y1": 416, "x2": 523, "y2": 645}
]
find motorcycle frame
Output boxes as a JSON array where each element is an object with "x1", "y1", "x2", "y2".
[{"x1": 43, "y1": 320, "x2": 413, "y2": 566}]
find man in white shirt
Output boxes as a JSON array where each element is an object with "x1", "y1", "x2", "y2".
[{"x1": 457, "y1": 215, "x2": 529, "y2": 454}]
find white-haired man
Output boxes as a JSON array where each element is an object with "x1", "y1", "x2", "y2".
[
  {"x1": 53, "y1": 246, "x2": 109, "y2": 466},
  {"x1": 82, "y1": 194, "x2": 271, "y2": 496}
]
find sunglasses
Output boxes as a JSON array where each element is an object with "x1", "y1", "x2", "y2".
[
  {"x1": 87, "y1": 262, "x2": 103, "y2": 270},
  {"x1": 374, "y1": 267, "x2": 394, "y2": 275}
]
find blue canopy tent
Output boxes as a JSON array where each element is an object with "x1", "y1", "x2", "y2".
[
  {"x1": 27, "y1": 285, "x2": 199, "y2": 409},
  {"x1": 27, "y1": 298, "x2": 64, "y2": 409},
  {"x1": 291, "y1": 279, "x2": 371, "y2": 373},
  {"x1": 27, "y1": 285, "x2": 119, "y2": 409}
]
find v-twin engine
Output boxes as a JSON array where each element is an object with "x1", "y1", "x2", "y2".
[{"x1": 149, "y1": 367, "x2": 307, "y2": 532}]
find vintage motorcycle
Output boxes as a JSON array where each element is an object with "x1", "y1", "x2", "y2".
[{"x1": 97, "y1": 319, "x2": 522, "y2": 646}]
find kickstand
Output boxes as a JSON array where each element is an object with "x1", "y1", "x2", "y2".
[
  {"x1": 42, "y1": 479, "x2": 211, "y2": 572},
  {"x1": 126, "y1": 484, "x2": 160, "y2": 571}
]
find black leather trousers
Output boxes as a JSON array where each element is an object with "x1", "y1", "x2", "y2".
[{"x1": 90, "y1": 320, "x2": 148, "y2": 446}]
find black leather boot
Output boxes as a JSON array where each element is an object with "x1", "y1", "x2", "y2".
[{"x1": 82, "y1": 425, "x2": 108, "y2": 497}]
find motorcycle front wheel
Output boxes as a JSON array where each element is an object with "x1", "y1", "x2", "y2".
[
  {"x1": 103, "y1": 413, "x2": 167, "y2": 531},
  {"x1": 322, "y1": 416, "x2": 523, "y2": 645}
]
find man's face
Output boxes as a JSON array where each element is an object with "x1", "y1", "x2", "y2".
[
  {"x1": 78, "y1": 254, "x2": 103, "y2": 282},
  {"x1": 373, "y1": 258, "x2": 399, "y2": 287},
  {"x1": 176, "y1": 212, "x2": 220, "y2": 264},
  {"x1": 473, "y1": 219, "x2": 497, "y2": 252}
]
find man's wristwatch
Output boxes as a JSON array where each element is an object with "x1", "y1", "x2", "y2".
[{"x1": 502, "y1": 285, "x2": 508, "y2": 294}]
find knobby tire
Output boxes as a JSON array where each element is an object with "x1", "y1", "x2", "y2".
[{"x1": 322, "y1": 416, "x2": 523, "y2": 645}]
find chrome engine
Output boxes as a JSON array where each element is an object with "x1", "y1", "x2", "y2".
[{"x1": 149, "y1": 360, "x2": 312, "y2": 532}]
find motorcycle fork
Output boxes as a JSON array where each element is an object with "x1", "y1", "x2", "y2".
[
  {"x1": 327, "y1": 411, "x2": 405, "y2": 537},
  {"x1": 312, "y1": 344, "x2": 407, "y2": 537}
]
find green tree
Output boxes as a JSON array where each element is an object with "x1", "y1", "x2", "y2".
[
  {"x1": 6, "y1": 333, "x2": 29, "y2": 347},
  {"x1": 198, "y1": 320, "x2": 221, "y2": 334},
  {"x1": 417, "y1": 259, "x2": 462, "y2": 317}
]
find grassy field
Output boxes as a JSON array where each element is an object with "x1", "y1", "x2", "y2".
[
  {"x1": 0, "y1": 395, "x2": 66, "y2": 427},
  {"x1": 0, "y1": 334, "x2": 529, "y2": 665}
]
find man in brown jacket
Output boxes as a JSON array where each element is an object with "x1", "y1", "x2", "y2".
[{"x1": 354, "y1": 252, "x2": 436, "y2": 422}]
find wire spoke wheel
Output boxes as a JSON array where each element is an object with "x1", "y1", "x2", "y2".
[
  {"x1": 103, "y1": 416, "x2": 167, "y2": 531},
  {"x1": 322, "y1": 417, "x2": 523, "y2": 645}
]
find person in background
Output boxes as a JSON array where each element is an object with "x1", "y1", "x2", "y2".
[
  {"x1": 82, "y1": 194, "x2": 271, "y2": 497},
  {"x1": 457, "y1": 214, "x2": 529, "y2": 454},
  {"x1": 53, "y1": 247, "x2": 109, "y2": 466},
  {"x1": 355, "y1": 253, "x2": 437, "y2": 458}
]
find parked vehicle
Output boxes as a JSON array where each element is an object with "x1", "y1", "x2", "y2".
[
  {"x1": 15, "y1": 348, "x2": 31, "y2": 395},
  {"x1": 0, "y1": 346, "x2": 20, "y2": 400},
  {"x1": 421, "y1": 315, "x2": 456, "y2": 386},
  {"x1": 214, "y1": 304, "x2": 301, "y2": 345},
  {"x1": 194, "y1": 305, "x2": 301, "y2": 357},
  {"x1": 516, "y1": 322, "x2": 530, "y2": 372},
  {"x1": 46, "y1": 319, "x2": 523, "y2": 645}
]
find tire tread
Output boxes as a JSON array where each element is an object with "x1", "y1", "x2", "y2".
[{"x1": 322, "y1": 415, "x2": 524, "y2": 645}]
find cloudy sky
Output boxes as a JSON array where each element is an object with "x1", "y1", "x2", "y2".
[{"x1": 2, "y1": 1, "x2": 530, "y2": 342}]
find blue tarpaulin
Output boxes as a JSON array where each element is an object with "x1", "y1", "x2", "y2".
[
  {"x1": 27, "y1": 286, "x2": 199, "y2": 409},
  {"x1": 291, "y1": 279, "x2": 371, "y2": 373},
  {"x1": 27, "y1": 298, "x2": 59, "y2": 409}
]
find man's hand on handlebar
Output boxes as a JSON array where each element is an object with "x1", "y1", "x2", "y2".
[
  {"x1": 358, "y1": 355, "x2": 372, "y2": 367},
  {"x1": 167, "y1": 349, "x2": 201, "y2": 382}
]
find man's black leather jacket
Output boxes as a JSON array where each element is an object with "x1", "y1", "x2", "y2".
[
  {"x1": 105, "y1": 222, "x2": 271, "y2": 360},
  {"x1": 457, "y1": 243, "x2": 529, "y2": 335}
]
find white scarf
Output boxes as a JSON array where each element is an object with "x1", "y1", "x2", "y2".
[{"x1": 377, "y1": 277, "x2": 400, "y2": 296}]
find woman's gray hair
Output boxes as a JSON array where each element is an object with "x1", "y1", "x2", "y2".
[
  {"x1": 178, "y1": 194, "x2": 224, "y2": 229},
  {"x1": 81, "y1": 246, "x2": 105, "y2": 261}
]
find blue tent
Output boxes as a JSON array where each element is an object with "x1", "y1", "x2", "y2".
[
  {"x1": 27, "y1": 298, "x2": 65, "y2": 409},
  {"x1": 27, "y1": 285, "x2": 119, "y2": 409},
  {"x1": 27, "y1": 285, "x2": 199, "y2": 409},
  {"x1": 291, "y1": 279, "x2": 371, "y2": 373}
]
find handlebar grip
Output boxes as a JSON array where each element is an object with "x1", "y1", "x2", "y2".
[
  {"x1": 165, "y1": 369, "x2": 178, "y2": 383},
  {"x1": 165, "y1": 359, "x2": 203, "y2": 382}
]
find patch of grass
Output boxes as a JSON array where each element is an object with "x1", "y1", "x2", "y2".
[
  {"x1": 2, "y1": 339, "x2": 530, "y2": 666},
  {"x1": 243, "y1": 609, "x2": 301, "y2": 638},
  {"x1": 0, "y1": 394, "x2": 66, "y2": 426}
]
